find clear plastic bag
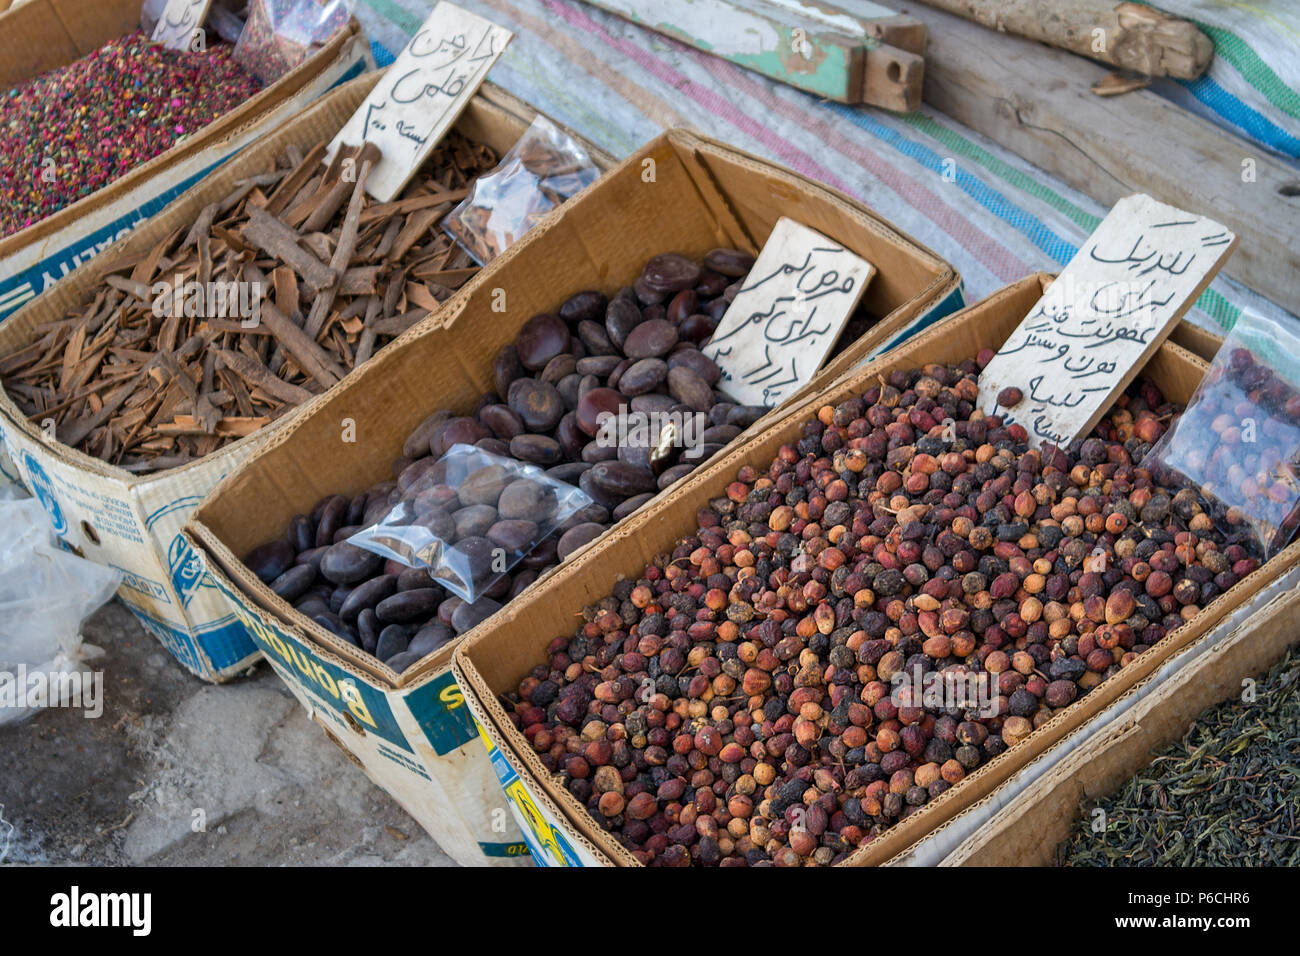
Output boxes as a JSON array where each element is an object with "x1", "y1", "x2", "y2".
[
  {"x1": 443, "y1": 115, "x2": 600, "y2": 265},
  {"x1": 1141, "y1": 310, "x2": 1300, "y2": 559},
  {"x1": 348, "y1": 444, "x2": 592, "y2": 602},
  {"x1": 233, "y1": 0, "x2": 351, "y2": 83},
  {"x1": 0, "y1": 497, "x2": 121, "y2": 726}
]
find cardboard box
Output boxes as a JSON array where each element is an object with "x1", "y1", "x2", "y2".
[
  {"x1": 183, "y1": 130, "x2": 963, "y2": 863},
  {"x1": 0, "y1": 75, "x2": 596, "y2": 682},
  {"x1": 453, "y1": 273, "x2": 1300, "y2": 866},
  {"x1": 0, "y1": 0, "x2": 373, "y2": 323},
  {"x1": 918, "y1": 565, "x2": 1300, "y2": 867}
]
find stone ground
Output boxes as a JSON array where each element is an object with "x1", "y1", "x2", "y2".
[{"x1": 0, "y1": 600, "x2": 455, "y2": 866}]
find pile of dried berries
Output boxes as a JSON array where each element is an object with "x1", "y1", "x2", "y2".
[
  {"x1": 506, "y1": 353, "x2": 1260, "y2": 866},
  {"x1": 0, "y1": 32, "x2": 262, "y2": 238}
]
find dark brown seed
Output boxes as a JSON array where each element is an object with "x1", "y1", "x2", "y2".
[
  {"x1": 271, "y1": 564, "x2": 317, "y2": 602},
  {"x1": 657, "y1": 462, "x2": 695, "y2": 488},
  {"x1": 997, "y1": 386, "x2": 1023, "y2": 408},
  {"x1": 319, "y1": 542, "x2": 384, "y2": 585},
  {"x1": 576, "y1": 387, "x2": 626, "y2": 436},
  {"x1": 488, "y1": 519, "x2": 541, "y2": 552},
  {"x1": 605, "y1": 296, "x2": 643, "y2": 349},
  {"x1": 246, "y1": 539, "x2": 294, "y2": 583},
  {"x1": 590, "y1": 460, "x2": 658, "y2": 497},
  {"x1": 453, "y1": 505, "x2": 498, "y2": 539},
  {"x1": 508, "y1": 378, "x2": 565, "y2": 432},
  {"x1": 458, "y1": 464, "x2": 511, "y2": 507},
  {"x1": 667, "y1": 365, "x2": 714, "y2": 412},
  {"x1": 403, "y1": 410, "x2": 452, "y2": 459},
  {"x1": 409, "y1": 623, "x2": 456, "y2": 656},
  {"x1": 396, "y1": 566, "x2": 437, "y2": 591},
  {"x1": 704, "y1": 248, "x2": 754, "y2": 277},
  {"x1": 581, "y1": 439, "x2": 618, "y2": 463},
  {"x1": 558, "y1": 522, "x2": 606, "y2": 561},
  {"x1": 695, "y1": 269, "x2": 729, "y2": 297},
  {"x1": 288, "y1": 515, "x2": 314, "y2": 553},
  {"x1": 576, "y1": 355, "x2": 622, "y2": 378},
  {"x1": 452, "y1": 596, "x2": 503, "y2": 633},
  {"x1": 559, "y1": 290, "x2": 607, "y2": 325},
  {"x1": 555, "y1": 412, "x2": 588, "y2": 458},
  {"x1": 431, "y1": 417, "x2": 491, "y2": 457},
  {"x1": 623, "y1": 318, "x2": 679, "y2": 360},
  {"x1": 498, "y1": 479, "x2": 554, "y2": 521},
  {"x1": 314, "y1": 495, "x2": 347, "y2": 548},
  {"x1": 577, "y1": 319, "x2": 617, "y2": 356},
  {"x1": 620, "y1": 358, "x2": 668, "y2": 395},
  {"x1": 339, "y1": 574, "x2": 398, "y2": 620},
  {"x1": 666, "y1": 289, "x2": 698, "y2": 325},
  {"x1": 479, "y1": 404, "x2": 525, "y2": 440},
  {"x1": 547, "y1": 461, "x2": 592, "y2": 485},
  {"x1": 579, "y1": 467, "x2": 623, "y2": 510},
  {"x1": 493, "y1": 345, "x2": 524, "y2": 398},
  {"x1": 516, "y1": 313, "x2": 570, "y2": 370},
  {"x1": 510, "y1": 434, "x2": 563, "y2": 465},
  {"x1": 630, "y1": 393, "x2": 676, "y2": 416},
  {"x1": 613, "y1": 492, "x2": 655, "y2": 521},
  {"x1": 678, "y1": 313, "x2": 719, "y2": 344},
  {"x1": 539, "y1": 353, "x2": 577, "y2": 385},
  {"x1": 670, "y1": 348, "x2": 722, "y2": 385},
  {"x1": 633, "y1": 276, "x2": 667, "y2": 305},
  {"x1": 642, "y1": 253, "x2": 701, "y2": 293},
  {"x1": 726, "y1": 405, "x2": 768, "y2": 428}
]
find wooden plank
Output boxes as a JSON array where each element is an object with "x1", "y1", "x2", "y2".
[
  {"x1": 765, "y1": 0, "x2": 927, "y2": 54},
  {"x1": 912, "y1": 2, "x2": 1300, "y2": 316},
  {"x1": 587, "y1": 0, "x2": 922, "y2": 110},
  {"x1": 917, "y1": 0, "x2": 1211, "y2": 79}
]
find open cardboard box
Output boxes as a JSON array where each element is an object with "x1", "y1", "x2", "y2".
[
  {"x1": 917, "y1": 561, "x2": 1300, "y2": 867},
  {"x1": 182, "y1": 129, "x2": 963, "y2": 863},
  {"x1": 452, "y1": 272, "x2": 1300, "y2": 866},
  {"x1": 0, "y1": 73, "x2": 607, "y2": 682},
  {"x1": 0, "y1": 0, "x2": 372, "y2": 322}
]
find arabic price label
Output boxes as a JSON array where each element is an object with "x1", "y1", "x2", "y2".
[
  {"x1": 325, "y1": 2, "x2": 512, "y2": 202},
  {"x1": 977, "y1": 194, "x2": 1236, "y2": 451},
  {"x1": 152, "y1": 0, "x2": 213, "y2": 51},
  {"x1": 702, "y1": 217, "x2": 875, "y2": 408}
]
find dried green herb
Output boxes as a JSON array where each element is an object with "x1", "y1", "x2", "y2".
[{"x1": 1061, "y1": 645, "x2": 1300, "y2": 866}]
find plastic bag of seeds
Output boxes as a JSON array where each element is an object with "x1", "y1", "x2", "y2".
[
  {"x1": 348, "y1": 444, "x2": 592, "y2": 602},
  {"x1": 233, "y1": 0, "x2": 351, "y2": 83},
  {"x1": 1141, "y1": 310, "x2": 1300, "y2": 559},
  {"x1": 444, "y1": 115, "x2": 600, "y2": 265}
]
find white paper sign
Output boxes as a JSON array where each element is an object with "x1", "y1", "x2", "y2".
[
  {"x1": 151, "y1": 0, "x2": 212, "y2": 51},
  {"x1": 325, "y1": 2, "x2": 512, "y2": 202},
  {"x1": 978, "y1": 194, "x2": 1236, "y2": 450},
  {"x1": 703, "y1": 217, "x2": 875, "y2": 407}
]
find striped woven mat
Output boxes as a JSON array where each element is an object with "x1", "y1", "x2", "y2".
[{"x1": 354, "y1": 0, "x2": 1298, "y2": 335}]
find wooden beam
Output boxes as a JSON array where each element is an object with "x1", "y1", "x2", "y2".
[
  {"x1": 587, "y1": 0, "x2": 924, "y2": 111},
  {"x1": 918, "y1": 0, "x2": 1211, "y2": 79},
  {"x1": 913, "y1": 2, "x2": 1300, "y2": 316}
]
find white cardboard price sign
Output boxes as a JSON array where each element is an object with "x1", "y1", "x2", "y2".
[
  {"x1": 325, "y1": 2, "x2": 512, "y2": 202},
  {"x1": 979, "y1": 194, "x2": 1237, "y2": 450},
  {"x1": 152, "y1": 0, "x2": 212, "y2": 52},
  {"x1": 703, "y1": 217, "x2": 875, "y2": 407}
]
